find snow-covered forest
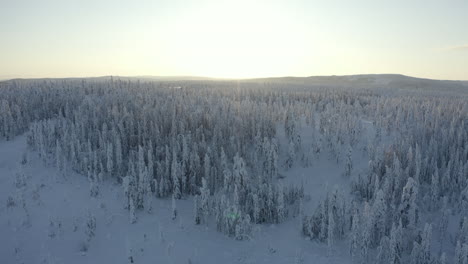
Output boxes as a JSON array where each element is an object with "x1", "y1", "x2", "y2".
[{"x1": 1, "y1": 76, "x2": 467, "y2": 264}]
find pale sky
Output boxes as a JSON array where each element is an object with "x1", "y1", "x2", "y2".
[{"x1": 1, "y1": 0, "x2": 467, "y2": 80}]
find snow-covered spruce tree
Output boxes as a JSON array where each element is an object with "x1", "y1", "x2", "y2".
[
  {"x1": 344, "y1": 144, "x2": 353, "y2": 177},
  {"x1": 15, "y1": 168, "x2": 27, "y2": 189},
  {"x1": 129, "y1": 196, "x2": 137, "y2": 224},
  {"x1": 195, "y1": 177, "x2": 210, "y2": 225},
  {"x1": 438, "y1": 205, "x2": 450, "y2": 253},
  {"x1": 420, "y1": 223, "x2": 433, "y2": 264},
  {"x1": 55, "y1": 139, "x2": 63, "y2": 174},
  {"x1": 232, "y1": 153, "x2": 247, "y2": 204},
  {"x1": 194, "y1": 195, "x2": 201, "y2": 225},
  {"x1": 360, "y1": 202, "x2": 371, "y2": 263},
  {"x1": 439, "y1": 252, "x2": 447, "y2": 264},
  {"x1": 221, "y1": 148, "x2": 232, "y2": 192},
  {"x1": 302, "y1": 188, "x2": 348, "y2": 244},
  {"x1": 430, "y1": 171, "x2": 440, "y2": 211},
  {"x1": 276, "y1": 184, "x2": 286, "y2": 223},
  {"x1": 409, "y1": 241, "x2": 421, "y2": 264},
  {"x1": 370, "y1": 189, "x2": 387, "y2": 247},
  {"x1": 399, "y1": 177, "x2": 419, "y2": 230},
  {"x1": 349, "y1": 211, "x2": 361, "y2": 261},
  {"x1": 203, "y1": 152, "x2": 211, "y2": 194},
  {"x1": 86, "y1": 159, "x2": 99, "y2": 197},
  {"x1": 106, "y1": 142, "x2": 113, "y2": 177},
  {"x1": 375, "y1": 236, "x2": 391, "y2": 264},
  {"x1": 144, "y1": 167, "x2": 153, "y2": 213},
  {"x1": 252, "y1": 193, "x2": 260, "y2": 224},
  {"x1": 85, "y1": 212, "x2": 96, "y2": 243},
  {"x1": 171, "y1": 194, "x2": 177, "y2": 220},
  {"x1": 285, "y1": 140, "x2": 295, "y2": 169},
  {"x1": 389, "y1": 221, "x2": 403, "y2": 264},
  {"x1": 172, "y1": 148, "x2": 182, "y2": 199},
  {"x1": 137, "y1": 145, "x2": 147, "y2": 208},
  {"x1": 327, "y1": 207, "x2": 335, "y2": 256}
]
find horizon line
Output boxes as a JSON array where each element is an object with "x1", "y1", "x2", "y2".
[{"x1": 1, "y1": 73, "x2": 468, "y2": 82}]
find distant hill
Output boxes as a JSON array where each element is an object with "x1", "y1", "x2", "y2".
[
  {"x1": 2, "y1": 74, "x2": 467, "y2": 94},
  {"x1": 245, "y1": 74, "x2": 468, "y2": 94},
  {"x1": 0, "y1": 75, "x2": 215, "y2": 82},
  {"x1": 249, "y1": 74, "x2": 466, "y2": 86}
]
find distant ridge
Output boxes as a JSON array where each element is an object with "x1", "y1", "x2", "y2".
[
  {"x1": 1, "y1": 73, "x2": 467, "y2": 82},
  {"x1": 0, "y1": 75, "x2": 216, "y2": 82},
  {"x1": 245, "y1": 74, "x2": 468, "y2": 91},
  {"x1": 2, "y1": 75, "x2": 468, "y2": 91}
]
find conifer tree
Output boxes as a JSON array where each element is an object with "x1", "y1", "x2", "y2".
[
  {"x1": 172, "y1": 149, "x2": 181, "y2": 199},
  {"x1": 399, "y1": 177, "x2": 419, "y2": 229},
  {"x1": 107, "y1": 142, "x2": 113, "y2": 176},
  {"x1": 171, "y1": 194, "x2": 177, "y2": 220},
  {"x1": 344, "y1": 144, "x2": 353, "y2": 177},
  {"x1": 129, "y1": 197, "x2": 137, "y2": 224}
]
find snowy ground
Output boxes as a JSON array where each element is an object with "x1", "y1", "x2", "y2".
[{"x1": 0, "y1": 120, "x2": 374, "y2": 264}]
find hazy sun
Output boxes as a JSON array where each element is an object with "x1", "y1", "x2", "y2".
[{"x1": 156, "y1": 1, "x2": 312, "y2": 78}]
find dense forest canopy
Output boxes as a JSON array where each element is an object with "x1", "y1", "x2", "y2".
[{"x1": 1, "y1": 77, "x2": 467, "y2": 264}]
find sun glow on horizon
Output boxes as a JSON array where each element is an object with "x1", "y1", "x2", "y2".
[{"x1": 151, "y1": 1, "x2": 315, "y2": 79}]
